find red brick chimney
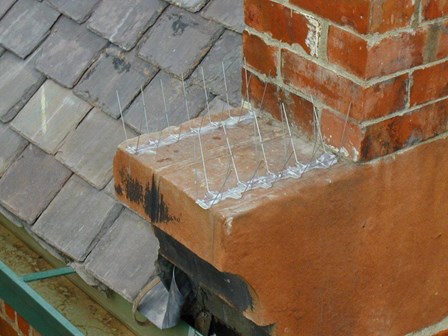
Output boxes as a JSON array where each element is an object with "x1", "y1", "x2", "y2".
[
  {"x1": 244, "y1": 0, "x2": 448, "y2": 161},
  {"x1": 114, "y1": 1, "x2": 448, "y2": 335}
]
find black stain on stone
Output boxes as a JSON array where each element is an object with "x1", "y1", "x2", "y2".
[
  {"x1": 119, "y1": 168, "x2": 143, "y2": 204},
  {"x1": 120, "y1": 169, "x2": 176, "y2": 223},
  {"x1": 144, "y1": 175, "x2": 176, "y2": 223},
  {"x1": 172, "y1": 16, "x2": 188, "y2": 35},
  {"x1": 112, "y1": 56, "x2": 131, "y2": 73}
]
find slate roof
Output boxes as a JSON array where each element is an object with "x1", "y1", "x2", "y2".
[{"x1": 0, "y1": 0, "x2": 242, "y2": 304}]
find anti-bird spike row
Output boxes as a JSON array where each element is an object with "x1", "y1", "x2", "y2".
[
  {"x1": 201, "y1": 67, "x2": 212, "y2": 124},
  {"x1": 210, "y1": 157, "x2": 233, "y2": 207},
  {"x1": 116, "y1": 90, "x2": 127, "y2": 141},
  {"x1": 140, "y1": 86, "x2": 149, "y2": 134}
]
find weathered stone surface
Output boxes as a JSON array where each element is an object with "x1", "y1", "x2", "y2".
[
  {"x1": 11, "y1": 80, "x2": 91, "y2": 154},
  {"x1": 190, "y1": 30, "x2": 242, "y2": 106},
  {"x1": 202, "y1": 0, "x2": 244, "y2": 32},
  {"x1": 165, "y1": 0, "x2": 208, "y2": 12},
  {"x1": 33, "y1": 175, "x2": 122, "y2": 261},
  {"x1": 84, "y1": 209, "x2": 159, "y2": 301},
  {"x1": 75, "y1": 49, "x2": 156, "y2": 118},
  {"x1": 0, "y1": 0, "x2": 59, "y2": 58},
  {"x1": 35, "y1": 16, "x2": 108, "y2": 88},
  {"x1": 0, "y1": 52, "x2": 45, "y2": 122},
  {"x1": 46, "y1": 0, "x2": 99, "y2": 23},
  {"x1": 0, "y1": 145, "x2": 71, "y2": 224},
  {"x1": 0, "y1": 124, "x2": 27, "y2": 176},
  {"x1": 56, "y1": 109, "x2": 137, "y2": 189},
  {"x1": 0, "y1": 46, "x2": 4, "y2": 56},
  {"x1": 125, "y1": 71, "x2": 207, "y2": 133},
  {"x1": 114, "y1": 107, "x2": 448, "y2": 336},
  {"x1": 0, "y1": 0, "x2": 15, "y2": 19},
  {"x1": 138, "y1": 6, "x2": 223, "y2": 78},
  {"x1": 87, "y1": 0, "x2": 167, "y2": 51}
]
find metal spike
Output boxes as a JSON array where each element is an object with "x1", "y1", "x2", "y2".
[
  {"x1": 197, "y1": 116, "x2": 211, "y2": 194},
  {"x1": 339, "y1": 102, "x2": 352, "y2": 155},
  {"x1": 140, "y1": 86, "x2": 149, "y2": 134},
  {"x1": 311, "y1": 96, "x2": 326, "y2": 153},
  {"x1": 253, "y1": 112, "x2": 272, "y2": 175},
  {"x1": 281, "y1": 103, "x2": 299, "y2": 164},
  {"x1": 160, "y1": 78, "x2": 170, "y2": 127},
  {"x1": 221, "y1": 61, "x2": 231, "y2": 118},
  {"x1": 116, "y1": 90, "x2": 127, "y2": 140},
  {"x1": 211, "y1": 157, "x2": 232, "y2": 207},
  {"x1": 181, "y1": 74, "x2": 191, "y2": 121},
  {"x1": 222, "y1": 124, "x2": 242, "y2": 185},
  {"x1": 201, "y1": 67, "x2": 212, "y2": 124},
  {"x1": 244, "y1": 160, "x2": 263, "y2": 193},
  {"x1": 276, "y1": 149, "x2": 295, "y2": 181}
]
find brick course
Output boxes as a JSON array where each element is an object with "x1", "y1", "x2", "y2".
[{"x1": 243, "y1": 0, "x2": 448, "y2": 161}]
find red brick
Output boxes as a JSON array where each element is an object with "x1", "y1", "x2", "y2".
[
  {"x1": 370, "y1": 0, "x2": 415, "y2": 33},
  {"x1": 245, "y1": 0, "x2": 318, "y2": 55},
  {"x1": 435, "y1": 21, "x2": 448, "y2": 60},
  {"x1": 17, "y1": 314, "x2": 30, "y2": 335},
  {"x1": 289, "y1": 0, "x2": 371, "y2": 33},
  {"x1": 434, "y1": 330, "x2": 448, "y2": 336},
  {"x1": 242, "y1": 69, "x2": 281, "y2": 119},
  {"x1": 322, "y1": 98, "x2": 448, "y2": 160},
  {"x1": 280, "y1": 90, "x2": 314, "y2": 137},
  {"x1": 4, "y1": 303, "x2": 15, "y2": 323},
  {"x1": 423, "y1": 0, "x2": 448, "y2": 20},
  {"x1": 411, "y1": 61, "x2": 448, "y2": 106},
  {"x1": 0, "y1": 316, "x2": 17, "y2": 336},
  {"x1": 243, "y1": 31, "x2": 278, "y2": 77},
  {"x1": 290, "y1": 0, "x2": 413, "y2": 34},
  {"x1": 328, "y1": 25, "x2": 427, "y2": 79},
  {"x1": 361, "y1": 98, "x2": 448, "y2": 160},
  {"x1": 282, "y1": 50, "x2": 408, "y2": 121}
]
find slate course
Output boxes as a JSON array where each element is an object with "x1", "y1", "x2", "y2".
[{"x1": 0, "y1": 0, "x2": 242, "y2": 307}]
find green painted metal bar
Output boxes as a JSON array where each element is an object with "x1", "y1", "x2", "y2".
[
  {"x1": 0, "y1": 261, "x2": 83, "y2": 336},
  {"x1": 21, "y1": 266, "x2": 76, "y2": 283}
]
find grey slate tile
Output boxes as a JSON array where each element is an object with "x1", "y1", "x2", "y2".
[
  {"x1": 165, "y1": 0, "x2": 208, "y2": 12},
  {"x1": 190, "y1": 30, "x2": 242, "y2": 105},
  {"x1": 0, "y1": 0, "x2": 15, "y2": 19},
  {"x1": 74, "y1": 48, "x2": 156, "y2": 118},
  {"x1": 191, "y1": 30, "x2": 242, "y2": 106},
  {"x1": 125, "y1": 71, "x2": 207, "y2": 134},
  {"x1": 87, "y1": 0, "x2": 167, "y2": 51},
  {"x1": 0, "y1": 145, "x2": 71, "y2": 224},
  {"x1": 0, "y1": 0, "x2": 59, "y2": 58},
  {"x1": 0, "y1": 124, "x2": 28, "y2": 177},
  {"x1": 32, "y1": 175, "x2": 122, "y2": 261},
  {"x1": 0, "y1": 52, "x2": 46, "y2": 123},
  {"x1": 190, "y1": 30, "x2": 242, "y2": 106},
  {"x1": 56, "y1": 109, "x2": 137, "y2": 189},
  {"x1": 138, "y1": 6, "x2": 223, "y2": 79},
  {"x1": 35, "y1": 16, "x2": 108, "y2": 88},
  {"x1": 202, "y1": 0, "x2": 244, "y2": 33},
  {"x1": 84, "y1": 209, "x2": 159, "y2": 301},
  {"x1": 11, "y1": 80, "x2": 91, "y2": 154},
  {"x1": 0, "y1": 47, "x2": 4, "y2": 56},
  {"x1": 199, "y1": 96, "x2": 232, "y2": 117},
  {"x1": 46, "y1": 0, "x2": 99, "y2": 23}
]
